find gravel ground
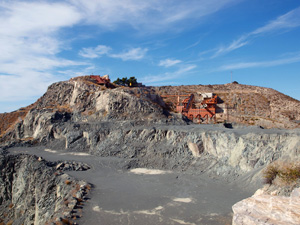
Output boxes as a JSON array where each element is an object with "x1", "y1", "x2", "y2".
[{"x1": 7, "y1": 146, "x2": 257, "y2": 225}]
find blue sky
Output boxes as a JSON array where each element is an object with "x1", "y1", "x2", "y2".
[{"x1": 0, "y1": 0, "x2": 300, "y2": 113}]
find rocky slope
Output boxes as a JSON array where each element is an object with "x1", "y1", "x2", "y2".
[
  {"x1": 89, "y1": 125, "x2": 300, "y2": 176},
  {"x1": 0, "y1": 76, "x2": 175, "y2": 141},
  {"x1": 0, "y1": 153, "x2": 91, "y2": 225},
  {"x1": 0, "y1": 76, "x2": 187, "y2": 144},
  {"x1": 0, "y1": 77, "x2": 299, "y2": 178},
  {"x1": 1, "y1": 76, "x2": 300, "y2": 224},
  {"x1": 1, "y1": 78, "x2": 300, "y2": 142},
  {"x1": 154, "y1": 83, "x2": 300, "y2": 129}
]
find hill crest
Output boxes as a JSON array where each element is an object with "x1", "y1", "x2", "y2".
[{"x1": 0, "y1": 76, "x2": 299, "y2": 141}]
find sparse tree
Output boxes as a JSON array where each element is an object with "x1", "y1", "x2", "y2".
[
  {"x1": 113, "y1": 78, "x2": 121, "y2": 85},
  {"x1": 113, "y1": 76, "x2": 138, "y2": 87},
  {"x1": 128, "y1": 77, "x2": 137, "y2": 87}
]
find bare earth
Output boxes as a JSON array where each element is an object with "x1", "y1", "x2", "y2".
[{"x1": 8, "y1": 147, "x2": 255, "y2": 225}]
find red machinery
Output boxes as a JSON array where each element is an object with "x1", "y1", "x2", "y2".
[
  {"x1": 162, "y1": 93, "x2": 218, "y2": 123},
  {"x1": 90, "y1": 75, "x2": 110, "y2": 86}
]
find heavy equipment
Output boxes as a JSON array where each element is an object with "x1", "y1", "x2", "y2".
[
  {"x1": 162, "y1": 93, "x2": 218, "y2": 123},
  {"x1": 90, "y1": 75, "x2": 110, "y2": 86}
]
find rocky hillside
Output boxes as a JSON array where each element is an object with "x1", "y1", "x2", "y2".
[
  {"x1": 153, "y1": 83, "x2": 300, "y2": 129},
  {"x1": 1, "y1": 77, "x2": 300, "y2": 142},
  {"x1": 0, "y1": 76, "x2": 185, "y2": 143},
  {"x1": 1, "y1": 76, "x2": 300, "y2": 224},
  {"x1": 0, "y1": 76, "x2": 299, "y2": 176},
  {"x1": 2, "y1": 77, "x2": 300, "y2": 177}
]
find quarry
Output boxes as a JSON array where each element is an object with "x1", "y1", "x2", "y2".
[{"x1": 1, "y1": 75, "x2": 300, "y2": 225}]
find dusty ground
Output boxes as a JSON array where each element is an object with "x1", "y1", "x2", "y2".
[{"x1": 8, "y1": 147, "x2": 256, "y2": 225}]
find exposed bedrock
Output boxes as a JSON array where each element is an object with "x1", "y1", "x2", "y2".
[
  {"x1": 9, "y1": 113, "x2": 300, "y2": 180},
  {"x1": 85, "y1": 125, "x2": 300, "y2": 176},
  {"x1": 0, "y1": 154, "x2": 90, "y2": 225},
  {"x1": 3, "y1": 78, "x2": 299, "y2": 181},
  {"x1": 232, "y1": 187, "x2": 300, "y2": 225}
]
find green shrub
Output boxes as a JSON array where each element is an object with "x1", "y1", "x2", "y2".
[{"x1": 113, "y1": 76, "x2": 138, "y2": 87}]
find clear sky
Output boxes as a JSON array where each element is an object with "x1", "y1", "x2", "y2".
[{"x1": 0, "y1": 0, "x2": 300, "y2": 113}]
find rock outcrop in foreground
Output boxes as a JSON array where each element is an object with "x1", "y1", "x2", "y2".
[
  {"x1": 0, "y1": 153, "x2": 90, "y2": 225},
  {"x1": 232, "y1": 187, "x2": 300, "y2": 225}
]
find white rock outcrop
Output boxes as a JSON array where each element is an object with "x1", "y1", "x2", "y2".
[{"x1": 232, "y1": 188, "x2": 300, "y2": 225}]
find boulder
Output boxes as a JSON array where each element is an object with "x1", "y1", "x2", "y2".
[{"x1": 232, "y1": 188, "x2": 300, "y2": 225}]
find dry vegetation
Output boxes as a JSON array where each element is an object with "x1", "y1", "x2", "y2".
[
  {"x1": 64, "y1": 180, "x2": 72, "y2": 185},
  {"x1": 0, "y1": 110, "x2": 28, "y2": 137},
  {"x1": 0, "y1": 99, "x2": 38, "y2": 137},
  {"x1": 263, "y1": 161, "x2": 300, "y2": 186}
]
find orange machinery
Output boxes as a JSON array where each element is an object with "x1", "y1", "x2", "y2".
[
  {"x1": 162, "y1": 93, "x2": 218, "y2": 123},
  {"x1": 90, "y1": 75, "x2": 110, "y2": 86}
]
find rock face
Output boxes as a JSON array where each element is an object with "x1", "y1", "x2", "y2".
[
  {"x1": 33, "y1": 78, "x2": 168, "y2": 122},
  {"x1": 0, "y1": 153, "x2": 90, "y2": 225},
  {"x1": 1, "y1": 77, "x2": 185, "y2": 143},
  {"x1": 232, "y1": 188, "x2": 300, "y2": 225},
  {"x1": 79, "y1": 124, "x2": 300, "y2": 177},
  {"x1": 7, "y1": 119, "x2": 299, "y2": 179},
  {"x1": 0, "y1": 76, "x2": 176, "y2": 141}
]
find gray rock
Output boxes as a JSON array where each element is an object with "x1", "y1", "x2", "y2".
[
  {"x1": 0, "y1": 154, "x2": 90, "y2": 225},
  {"x1": 54, "y1": 161, "x2": 90, "y2": 171}
]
